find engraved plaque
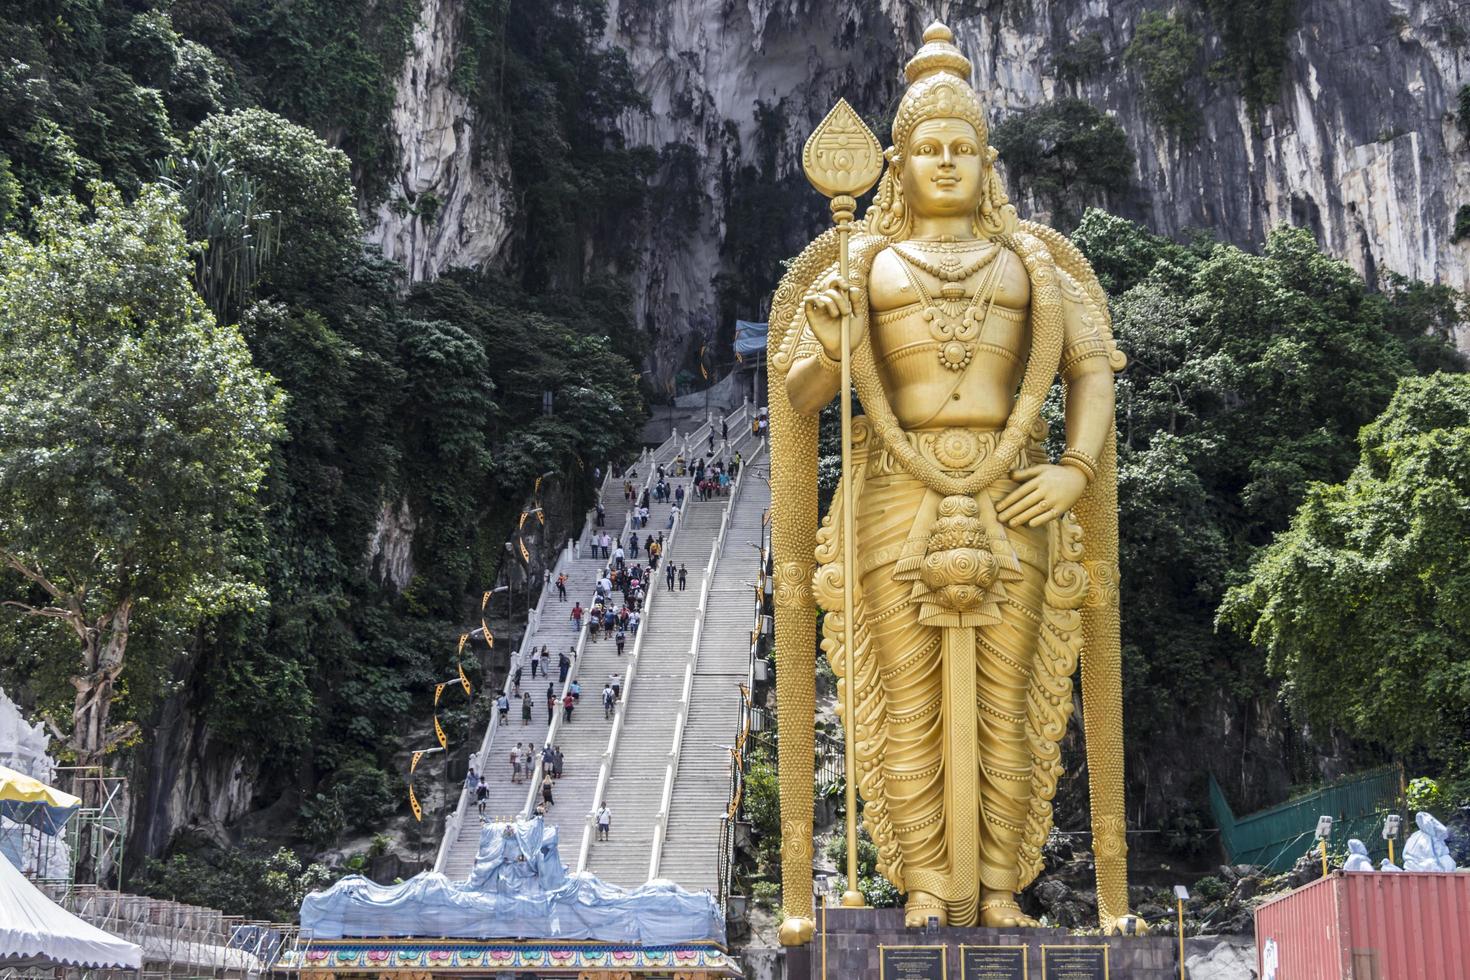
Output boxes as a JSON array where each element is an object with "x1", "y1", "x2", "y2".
[
  {"x1": 879, "y1": 944, "x2": 948, "y2": 980},
  {"x1": 960, "y1": 944, "x2": 1027, "y2": 980},
  {"x1": 1040, "y1": 945, "x2": 1108, "y2": 980}
]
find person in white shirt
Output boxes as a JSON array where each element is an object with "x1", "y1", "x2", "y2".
[{"x1": 596, "y1": 804, "x2": 612, "y2": 841}]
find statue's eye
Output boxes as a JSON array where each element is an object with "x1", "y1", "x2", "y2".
[
  {"x1": 916, "y1": 143, "x2": 936, "y2": 155},
  {"x1": 958, "y1": 143, "x2": 976, "y2": 154}
]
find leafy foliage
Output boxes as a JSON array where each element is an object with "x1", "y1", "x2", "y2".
[
  {"x1": 1053, "y1": 32, "x2": 1110, "y2": 83},
  {"x1": 136, "y1": 838, "x2": 335, "y2": 922},
  {"x1": 1221, "y1": 373, "x2": 1470, "y2": 774},
  {"x1": 1125, "y1": 11, "x2": 1204, "y2": 137},
  {"x1": 187, "y1": 109, "x2": 360, "y2": 291},
  {"x1": 992, "y1": 98, "x2": 1134, "y2": 228},
  {"x1": 1070, "y1": 208, "x2": 1464, "y2": 823},
  {"x1": 455, "y1": 0, "x2": 657, "y2": 293},
  {"x1": 171, "y1": 0, "x2": 418, "y2": 201},
  {"x1": 1201, "y1": 0, "x2": 1295, "y2": 120},
  {"x1": 0, "y1": 182, "x2": 283, "y2": 763}
]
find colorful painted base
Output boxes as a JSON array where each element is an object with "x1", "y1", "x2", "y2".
[{"x1": 284, "y1": 938, "x2": 741, "y2": 977}]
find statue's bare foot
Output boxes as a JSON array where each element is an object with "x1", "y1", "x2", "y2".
[
  {"x1": 979, "y1": 893, "x2": 1038, "y2": 928},
  {"x1": 904, "y1": 892, "x2": 947, "y2": 927}
]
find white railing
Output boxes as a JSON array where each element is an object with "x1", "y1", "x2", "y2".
[
  {"x1": 434, "y1": 534, "x2": 575, "y2": 872},
  {"x1": 432, "y1": 409, "x2": 744, "y2": 874},
  {"x1": 433, "y1": 438, "x2": 672, "y2": 872},
  {"x1": 521, "y1": 426, "x2": 696, "y2": 817},
  {"x1": 571, "y1": 406, "x2": 750, "y2": 872},
  {"x1": 647, "y1": 435, "x2": 765, "y2": 880}
]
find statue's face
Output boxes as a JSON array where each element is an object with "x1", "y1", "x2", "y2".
[{"x1": 900, "y1": 118, "x2": 984, "y2": 218}]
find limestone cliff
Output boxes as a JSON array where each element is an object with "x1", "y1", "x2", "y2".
[{"x1": 372, "y1": 0, "x2": 1470, "y2": 368}]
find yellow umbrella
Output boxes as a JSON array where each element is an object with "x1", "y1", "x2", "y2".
[{"x1": 0, "y1": 766, "x2": 80, "y2": 836}]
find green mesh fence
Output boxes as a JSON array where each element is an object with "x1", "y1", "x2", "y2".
[{"x1": 1209, "y1": 765, "x2": 1403, "y2": 871}]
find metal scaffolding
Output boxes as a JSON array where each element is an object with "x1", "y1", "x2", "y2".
[{"x1": 4, "y1": 768, "x2": 304, "y2": 980}]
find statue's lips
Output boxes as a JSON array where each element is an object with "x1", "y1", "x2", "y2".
[{"x1": 931, "y1": 176, "x2": 961, "y2": 189}]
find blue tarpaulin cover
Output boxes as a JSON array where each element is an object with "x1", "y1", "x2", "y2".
[
  {"x1": 733, "y1": 321, "x2": 767, "y2": 360},
  {"x1": 300, "y1": 818, "x2": 724, "y2": 945}
]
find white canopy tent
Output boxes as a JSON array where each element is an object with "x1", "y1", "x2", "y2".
[{"x1": 0, "y1": 853, "x2": 141, "y2": 970}]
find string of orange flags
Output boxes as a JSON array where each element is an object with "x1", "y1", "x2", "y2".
[
  {"x1": 410, "y1": 470, "x2": 550, "y2": 819},
  {"x1": 408, "y1": 746, "x2": 445, "y2": 822},
  {"x1": 410, "y1": 621, "x2": 479, "y2": 821}
]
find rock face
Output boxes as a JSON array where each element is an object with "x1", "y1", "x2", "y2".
[
  {"x1": 366, "y1": 0, "x2": 513, "y2": 281},
  {"x1": 371, "y1": 0, "x2": 1470, "y2": 364},
  {"x1": 1185, "y1": 935, "x2": 1259, "y2": 980},
  {"x1": 366, "y1": 497, "x2": 417, "y2": 591}
]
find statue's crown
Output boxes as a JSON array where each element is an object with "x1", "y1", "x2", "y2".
[
  {"x1": 905, "y1": 22, "x2": 973, "y2": 84},
  {"x1": 892, "y1": 22, "x2": 987, "y2": 152}
]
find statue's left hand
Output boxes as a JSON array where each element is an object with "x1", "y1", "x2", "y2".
[{"x1": 998, "y1": 464, "x2": 1088, "y2": 527}]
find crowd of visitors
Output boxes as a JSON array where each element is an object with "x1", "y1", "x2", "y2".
[{"x1": 468, "y1": 416, "x2": 762, "y2": 831}]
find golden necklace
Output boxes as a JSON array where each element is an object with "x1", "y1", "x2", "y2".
[
  {"x1": 893, "y1": 247, "x2": 1006, "y2": 372},
  {"x1": 892, "y1": 239, "x2": 1001, "y2": 283}
]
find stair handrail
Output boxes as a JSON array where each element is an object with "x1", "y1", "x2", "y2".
[
  {"x1": 434, "y1": 534, "x2": 575, "y2": 872},
  {"x1": 573, "y1": 407, "x2": 751, "y2": 872},
  {"x1": 432, "y1": 430, "x2": 686, "y2": 872},
  {"x1": 647, "y1": 435, "x2": 765, "y2": 880},
  {"x1": 518, "y1": 410, "x2": 707, "y2": 818}
]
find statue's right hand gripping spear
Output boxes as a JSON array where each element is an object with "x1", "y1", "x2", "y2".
[{"x1": 801, "y1": 99, "x2": 883, "y2": 910}]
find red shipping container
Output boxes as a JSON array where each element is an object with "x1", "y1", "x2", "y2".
[{"x1": 1255, "y1": 871, "x2": 1470, "y2": 979}]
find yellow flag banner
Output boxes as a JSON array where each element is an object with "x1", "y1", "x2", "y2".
[
  {"x1": 409, "y1": 749, "x2": 425, "y2": 821},
  {"x1": 480, "y1": 592, "x2": 494, "y2": 649},
  {"x1": 458, "y1": 658, "x2": 471, "y2": 695},
  {"x1": 434, "y1": 714, "x2": 447, "y2": 750},
  {"x1": 434, "y1": 682, "x2": 445, "y2": 707}
]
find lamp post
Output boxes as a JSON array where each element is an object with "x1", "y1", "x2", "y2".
[
  {"x1": 1383, "y1": 813, "x2": 1402, "y2": 866},
  {"x1": 1315, "y1": 815, "x2": 1334, "y2": 878},
  {"x1": 1172, "y1": 885, "x2": 1189, "y2": 980}
]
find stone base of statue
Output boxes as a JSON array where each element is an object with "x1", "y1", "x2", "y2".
[{"x1": 783, "y1": 907, "x2": 1177, "y2": 979}]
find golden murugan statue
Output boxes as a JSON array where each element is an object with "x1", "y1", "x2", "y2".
[{"x1": 769, "y1": 23, "x2": 1137, "y2": 939}]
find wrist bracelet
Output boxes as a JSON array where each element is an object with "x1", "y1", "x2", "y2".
[{"x1": 1059, "y1": 448, "x2": 1099, "y2": 482}]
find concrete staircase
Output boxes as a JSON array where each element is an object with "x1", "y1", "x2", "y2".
[
  {"x1": 654, "y1": 449, "x2": 769, "y2": 892},
  {"x1": 584, "y1": 440, "x2": 764, "y2": 889},
  {"x1": 436, "y1": 408, "x2": 752, "y2": 882}
]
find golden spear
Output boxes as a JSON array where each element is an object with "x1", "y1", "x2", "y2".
[{"x1": 801, "y1": 99, "x2": 884, "y2": 909}]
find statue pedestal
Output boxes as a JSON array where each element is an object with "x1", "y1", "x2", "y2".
[{"x1": 791, "y1": 908, "x2": 1177, "y2": 979}]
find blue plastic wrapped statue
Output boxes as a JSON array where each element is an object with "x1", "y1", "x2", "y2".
[
  {"x1": 300, "y1": 817, "x2": 724, "y2": 944},
  {"x1": 1402, "y1": 811, "x2": 1458, "y2": 872},
  {"x1": 1341, "y1": 839, "x2": 1374, "y2": 871}
]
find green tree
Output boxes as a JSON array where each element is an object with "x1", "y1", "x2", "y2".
[
  {"x1": 992, "y1": 97, "x2": 1134, "y2": 228},
  {"x1": 136, "y1": 837, "x2": 334, "y2": 922},
  {"x1": 156, "y1": 145, "x2": 280, "y2": 320},
  {"x1": 1202, "y1": 0, "x2": 1295, "y2": 121},
  {"x1": 0, "y1": 184, "x2": 283, "y2": 764},
  {"x1": 1125, "y1": 11, "x2": 1204, "y2": 137},
  {"x1": 187, "y1": 108, "x2": 361, "y2": 291},
  {"x1": 1221, "y1": 373, "x2": 1470, "y2": 770},
  {"x1": 1067, "y1": 208, "x2": 1463, "y2": 821}
]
